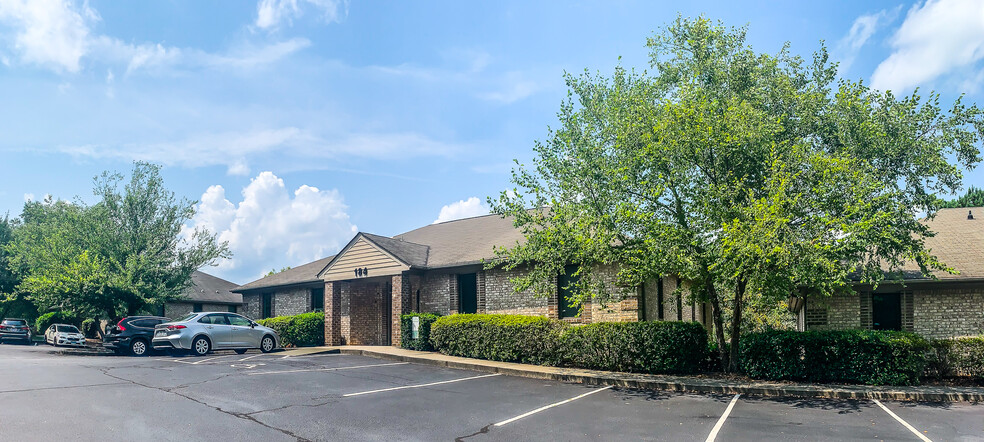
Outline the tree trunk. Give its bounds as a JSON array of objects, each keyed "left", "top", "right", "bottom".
[
  {"left": 707, "top": 283, "right": 729, "bottom": 371},
  {"left": 727, "top": 277, "right": 747, "bottom": 373}
]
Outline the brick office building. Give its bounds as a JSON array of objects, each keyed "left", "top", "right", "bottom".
[
  {"left": 791, "top": 207, "right": 984, "bottom": 339},
  {"left": 234, "top": 213, "right": 708, "bottom": 346},
  {"left": 163, "top": 271, "right": 244, "bottom": 318}
]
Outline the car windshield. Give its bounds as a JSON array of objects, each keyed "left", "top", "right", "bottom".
[
  {"left": 56, "top": 325, "right": 79, "bottom": 333},
  {"left": 2, "top": 319, "right": 26, "bottom": 326}
]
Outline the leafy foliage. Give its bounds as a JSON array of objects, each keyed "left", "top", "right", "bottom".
[
  {"left": 488, "top": 16, "right": 983, "bottom": 370},
  {"left": 81, "top": 318, "right": 100, "bottom": 338},
  {"left": 256, "top": 312, "right": 324, "bottom": 347},
  {"left": 400, "top": 313, "right": 441, "bottom": 351},
  {"left": 429, "top": 314, "right": 565, "bottom": 365},
  {"left": 940, "top": 186, "right": 984, "bottom": 208},
  {"left": 35, "top": 311, "right": 79, "bottom": 334},
  {"left": 557, "top": 321, "right": 707, "bottom": 374},
  {"left": 927, "top": 336, "right": 984, "bottom": 380},
  {"left": 6, "top": 162, "right": 229, "bottom": 320},
  {"left": 740, "top": 329, "right": 930, "bottom": 386}
]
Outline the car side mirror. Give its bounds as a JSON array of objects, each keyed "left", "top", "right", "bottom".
[{"left": 250, "top": 322, "right": 257, "bottom": 328}]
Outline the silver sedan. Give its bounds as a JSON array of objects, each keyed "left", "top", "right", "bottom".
[{"left": 152, "top": 312, "right": 279, "bottom": 356}]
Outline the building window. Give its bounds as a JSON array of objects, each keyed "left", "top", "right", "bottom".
[
  {"left": 261, "top": 293, "right": 273, "bottom": 319},
  {"left": 458, "top": 273, "right": 478, "bottom": 314},
  {"left": 872, "top": 293, "right": 902, "bottom": 331},
  {"left": 311, "top": 288, "right": 324, "bottom": 311},
  {"left": 192, "top": 303, "right": 203, "bottom": 312},
  {"left": 228, "top": 305, "right": 237, "bottom": 313},
  {"left": 558, "top": 265, "right": 581, "bottom": 318}
]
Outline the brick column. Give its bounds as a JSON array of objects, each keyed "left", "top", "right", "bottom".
[
  {"left": 324, "top": 281, "right": 342, "bottom": 346},
  {"left": 391, "top": 273, "right": 411, "bottom": 346}
]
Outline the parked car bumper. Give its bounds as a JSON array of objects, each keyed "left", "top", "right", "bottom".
[
  {"left": 102, "top": 336, "right": 130, "bottom": 351},
  {"left": 0, "top": 331, "right": 31, "bottom": 342},
  {"left": 56, "top": 336, "right": 86, "bottom": 347},
  {"left": 152, "top": 334, "right": 190, "bottom": 350}
]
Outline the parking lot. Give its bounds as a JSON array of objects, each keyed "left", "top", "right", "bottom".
[{"left": 0, "top": 343, "right": 981, "bottom": 441}]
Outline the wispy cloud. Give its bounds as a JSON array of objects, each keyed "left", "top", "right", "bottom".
[
  {"left": 871, "top": 0, "right": 984, "bottom": 93},
  {"left": 836, "top": 7, "right": 900, "bottom": 74},
  {"left": 255, "top": 0, "right": 348, "bottom": 30},
  {"left": 434, "top": 196, "right": 489, "bottom": 224}
]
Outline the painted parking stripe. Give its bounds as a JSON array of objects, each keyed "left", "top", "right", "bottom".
[
  {"left": 191, "top": 355, "right": 235, "bottom": 365},
  {"left": 494, "top": 386, "right": 613, "bottom": 427},
  {"left": 704, "top": 394, "right": 741, "bottom": 442},
  {"left": 237, "top": 353, "right": 266, "bottom": 361},
  {"left": 247, "top": 362, "right": 409, "bottom": 376},
  {"left": 343, "top": 373, "right": 501, "bottom": 397},
  {"left": 872, "top": 399, "right": 933, "bottom": 442}
]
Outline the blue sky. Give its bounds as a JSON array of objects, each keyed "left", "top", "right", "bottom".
[{"left": 1, "top": 0, "right": 982, "bottom": 284}]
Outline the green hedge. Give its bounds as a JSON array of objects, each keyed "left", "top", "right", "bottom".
[
  {"left": 430, "top": 314, "right": 707, "bottom": 374},
  {"left": 927, "top": 336, "right": 984, "bottom": 379},
  {"left": 430, "top": 314, "right": 565, "bottom": 365},
  {"left": 257, "top": 312, "right": 324, "bottom": 347},
  {"left": 741, "top": 329, "right": 930, "bottom": 386},
  {"left": 35, "top": 312, "right": 79, "bottom": 334},
  {"left": 557, "top": 321, "right": 708, "bottom": 374},
  {"left": 81, "top": 318, "right": 99, "bottom": 338},
  {"left": 400, "top": 313, "right": 441, "bottom": 351}
]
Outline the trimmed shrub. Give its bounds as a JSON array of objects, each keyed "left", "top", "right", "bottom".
[
  {"left": 257, "top": 312, "right": 324, "bottom": 347},
  {"left": 400, "top": 313, "right": 441, "bottom": 351},
  {"left": 35, "top": 312, "right": 79, "bottom": 334},
  {"left": 430, "top": 314, "right": 566, "bottom": 365},
  {"left": 741, "top": 329, "right": 930, "bottom": 386},
  {"left": 928, "top": 336, "right": 984, "bottom": 379},
  {"left": 557, "top": 321, "right": 707, "bottom": 374},
  {"left": 81, "top": 318, "right": 99, "bottom": 338}
]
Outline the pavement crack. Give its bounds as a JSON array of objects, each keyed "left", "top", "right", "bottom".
[
  {"left": 455, "top": 423, "right": 494, "bottom": 441},
  {"left": 0, "top": 382, "right": 128, "bottom": 395},
  {"left": 97, "top": 368, "right": 312, "bottom": 442}
]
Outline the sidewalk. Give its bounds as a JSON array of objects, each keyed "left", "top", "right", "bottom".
[{"left": 313, "top": 345, "right": 984, "bottom": 402}]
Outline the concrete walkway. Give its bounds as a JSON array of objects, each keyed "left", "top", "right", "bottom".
[{"left": 301, "top": 345, "right": 984, "bottom": 402}]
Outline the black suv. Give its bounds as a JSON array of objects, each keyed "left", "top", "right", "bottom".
[
  {"left": 103, "top": 316, "right": 170, "bottom": 356},
  {"left": 0, "top": 318, "right": 32, "bottom": 344}
]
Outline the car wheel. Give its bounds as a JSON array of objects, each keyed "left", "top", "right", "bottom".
[
  {"left": 260, "top": 335, "right": 275, "bottom": 353},
  {"left": 129, "top": 339, "right": 148, "bottom": 357},
  {"left": 192, "top": 336, "right": 210, "bottom": 356},
  {"left": 234, "top": 349, "right": 248, "bottom": 355}
]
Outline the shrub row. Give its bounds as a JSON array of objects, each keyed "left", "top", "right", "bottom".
[
  {"left": 400, "top": 313, "right": 442, "bottom": 351},
  {"left": 926, "top": 336, "right": 984, "bottom": 380},
  {"left": 740, "top": 329, "right": 930, "bottom": 386},
  {"left": 430, "top": 314, "right": 565, "bottom": 365},
  {"left": 429, "top": 314, "right": 708, "bottom": 374},
  {"left": 256, "top": 312, "right": 324, "bottom": 347}
]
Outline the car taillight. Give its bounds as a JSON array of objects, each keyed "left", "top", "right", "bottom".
[
  {"left": 117, "top": 319, "right": 126, "bottom": 332},
  {"left": 166, "top": 325, "right": 186, "bottom": 330}
]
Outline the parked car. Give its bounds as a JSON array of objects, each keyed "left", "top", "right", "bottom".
[
  {"left": 103, "top": 316, "right": 170, "bottom": 356},
  {"left": 0, "top": 318, "right": 32, "bottom": 344},
  {"left": 152, "top": 312, "right": 280, "bottom": 356},
  {"left": 45, "top": 324, "right": 86, "bottom": 347}
]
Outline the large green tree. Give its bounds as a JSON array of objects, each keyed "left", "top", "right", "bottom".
[
  {"left": 489, "top": 17, "right": 983, "bottom": 371},
  {"left": 7, "top": 162, "right": 230, "bottom": 320}
]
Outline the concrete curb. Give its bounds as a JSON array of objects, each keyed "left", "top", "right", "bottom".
[{"left": 335, "top": 347, "right": 984, "bottom": 402}]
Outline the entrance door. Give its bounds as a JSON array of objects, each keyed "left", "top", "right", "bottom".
[
  {"left": 458, "top": 273, "right": 478, "bottom": 314},
  {"left": 872, "top": 293, "right": 902, "bottom": 331},
  {"left": 558, "top": 265, "right": 581, "bottom": 318}
]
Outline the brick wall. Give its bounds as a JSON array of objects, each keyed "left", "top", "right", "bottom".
[
  {"left": 484, "top": 266, "right": 550, "bottom": 316},
  {"left": 271, "top": 287, "right": 311, "bottom": 317},
  {"left": 242, "top": 294, "right": 261, "bottom": 319},
  {"left": 913, "top": 287, "right": 984, "bottom": 338},
  {"left": 804, "top": 294, "right": 862, "bottom": 331},
  {"left": 347, "top": 280, "right": 388, "bottom": 345},
  {"left": 325, "top": 282, "right": 342, "bottom": 345},
  {"left": 418, "top": 272, "right": 452, "bottom": 314}
]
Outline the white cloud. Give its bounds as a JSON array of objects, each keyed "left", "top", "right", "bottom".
[
  {"left": 434, "top": 197, "right": 489, "bottom": 224},
  {"left": 871, "top": 0, "right": 984, "bottom": 93},
  {"left": 186, "top": 172, "right": 357, "bottom": 282},
  {"left": 0, "top": 0, "right": 95, "bottom": 72},
  {"left": 57, "top": 128, "right": 461, "bottom": 174},
  {"left": 836, "top": 8, "right": 899, "bottom": 74},
  {"left": 478, "top": 72, "right": 539, "bottom": 104},
  {"left": 255, "top": 0, "right": 348, "bottom": 30},
  {"left": 22, "top": 193, "right": 33, "bottom": 202}
]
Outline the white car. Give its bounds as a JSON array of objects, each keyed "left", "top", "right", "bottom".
[{"left": 45, "top": 324, "right": 86, "bottom": 347}]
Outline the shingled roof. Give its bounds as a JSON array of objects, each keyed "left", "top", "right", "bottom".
[
  {"left": 899, "top": 207, "right": 984, "bottom": 280},
  {"left": 233, "top": 255, "right": 335, "bottom": 292},
  {"left": 180, "top": 271, "right": 243, "bottom": 304},
  {"left": 391, "top": 213, "right": 526, "bottom": 268}
]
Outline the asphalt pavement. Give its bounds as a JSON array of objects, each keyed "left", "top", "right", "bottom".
[{"left": 0, "top": 342, "right": 980, "bottom": 441}]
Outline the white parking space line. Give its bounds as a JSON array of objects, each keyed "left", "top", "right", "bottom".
[
  {"left": 872, "top": 399, "right": 933, "bottom": 442},
  {"left": 246, "top": 362, "right": 409, "bottom": 376},
  {"left": 704, "top": 394, "right": 741, "bottom": 442},
  {"left": 494, "top": 386, "right": 613, "bottom": 427},
  {"left": 343, "top": 373, "right": 501, "bottom": 397},
  {"left": 191, "top": 355, "right": 235, "bottom": 365},
  {"left": 238, "top": 354, "right": 267, "bottom": 361}
]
